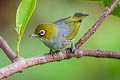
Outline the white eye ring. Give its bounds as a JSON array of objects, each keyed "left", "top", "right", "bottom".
[{"left": 39, "top": 30, "right": 46, "bottom": 36}]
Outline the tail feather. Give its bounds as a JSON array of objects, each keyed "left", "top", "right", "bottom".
[
  {"left": 64, "top": 13, "right": 88, "bottom": 22},
  {"left": 73, "top": 13, "right": 88, "bottom": 18},
  {"left": 73, "top": 13, "right": 88, "bottom": 22}
]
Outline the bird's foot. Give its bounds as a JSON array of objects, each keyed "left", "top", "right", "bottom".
[
  {"left": 71, "top": 41, "right": 76, "bottom": 53},
  {"left": 49, "top": 49, "right": 54, "bottom": 56},
  {"left": 72, "top": 46, "right": 76, "bottom": 53}
]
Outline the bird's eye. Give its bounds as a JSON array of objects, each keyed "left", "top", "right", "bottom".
[{"left": 39, "top": 30, "right": 46, "bottom": 36}]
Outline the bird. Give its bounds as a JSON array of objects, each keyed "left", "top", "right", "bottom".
[{"left": 30, "top": 13, "right": 88, "bottom": 54}]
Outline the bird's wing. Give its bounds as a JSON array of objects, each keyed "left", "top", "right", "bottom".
[{"left": 53, "top": 13, "right": 88, "bottom": 40}]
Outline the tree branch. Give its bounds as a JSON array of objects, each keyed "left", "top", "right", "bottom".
[
  {"left": 0, "top": 48, "right": 120, "bottom": 79},
  {"left": 75, "top": 0, "right": 120, "bottom": 48},
  {"left": 0, "top": 36, "right": 17, "bottom": 62},
  {"left": 0, "top": 0, "right": 119, "bottom": 79}
]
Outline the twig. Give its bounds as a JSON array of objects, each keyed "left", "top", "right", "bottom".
[
  {"left": 75, "top": 0, "right": 120, "bottom": 48},
  {"left": 0, "top": 48, "right": 120, "bottom": 79},
  {"left": 0, "top": 36, "right": 17, "bottom": 62}
]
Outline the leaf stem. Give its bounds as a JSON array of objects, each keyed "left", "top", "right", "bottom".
[{"left": 17, "top": 37, "right": 21, "bottom": 57}]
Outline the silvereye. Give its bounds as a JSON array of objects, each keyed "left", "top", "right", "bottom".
[{"left": 30, "top": 13, "right": 88, "bottom": 53}]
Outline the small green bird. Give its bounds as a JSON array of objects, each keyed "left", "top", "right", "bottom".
[{"left": 30, "top": 13, "right": 88, "bottom": 53}]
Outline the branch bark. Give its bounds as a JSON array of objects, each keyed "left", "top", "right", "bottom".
[
  {"left": 0, "top": 0, "right": 119, "bottom": 79},
  {"left": 0, "top": 48, "right": 120, "bottom": 79},
  {"left": 0, "top": 36, "right": 17, "bottom": 62}
]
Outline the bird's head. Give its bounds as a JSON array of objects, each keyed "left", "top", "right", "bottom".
[{"left": 30, "top": 24, "right": 57, "bottom": 40}]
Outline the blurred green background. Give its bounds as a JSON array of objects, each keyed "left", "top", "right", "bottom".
[{"left": 0, "top": 0, "right": 120, "bottom": 80}]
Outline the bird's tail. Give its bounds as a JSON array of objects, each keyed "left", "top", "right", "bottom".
[
  {"left": 64, "top": 13, "right": 88, "bottom": 22},
  {"left": 73, "top": 13, "right": 88, "bottom": 22}
]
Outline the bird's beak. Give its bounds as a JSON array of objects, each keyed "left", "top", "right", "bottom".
[{"left": 29, "top": 33, "right": 38, "bottom": 37}]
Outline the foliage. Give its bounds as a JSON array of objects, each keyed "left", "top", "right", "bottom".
[{"left": 102, "top": 0, "right": 120, "bottom": 17}]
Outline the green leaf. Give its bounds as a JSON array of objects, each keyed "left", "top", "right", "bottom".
[
  {"left": 102, "top": 0, "right": 120, "bottom": 17},
  {"left": 16, "top": 0, "right": 37, "bottom": 57},
  {"left": 16, "top": 0, "right": 37, "bottom": 37}
]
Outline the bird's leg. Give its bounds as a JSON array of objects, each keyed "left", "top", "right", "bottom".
[
  {"left": 49, "top": 49, "right": 55, "bottom": 59},
  {"left": 71, "top": 40, "right": 76, "bottom": 53},
  {"left": 49, "top": 49, "right": 54, "bottom": 54},
  {"left": 65, "top": 39, "right": 76, "bottom": 53}
]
